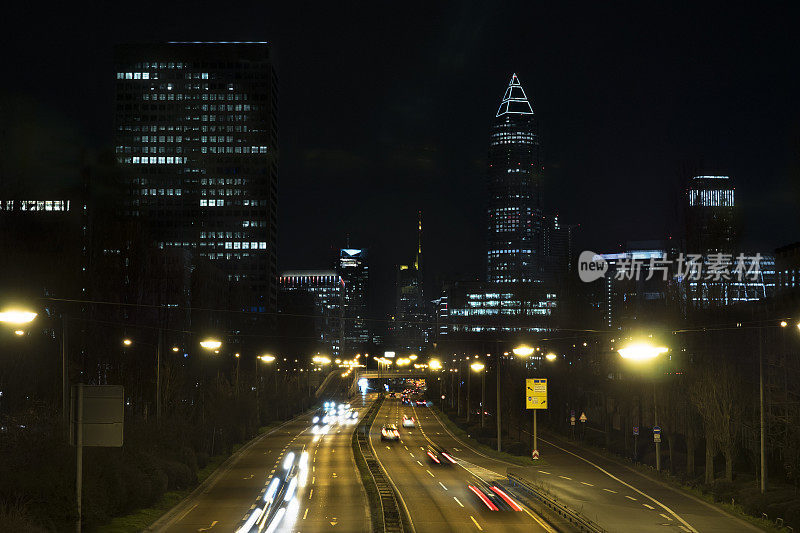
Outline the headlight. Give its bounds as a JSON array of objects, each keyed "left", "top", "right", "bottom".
[{"left": 312, "top": 416, "right": 319, "bottom": 424}]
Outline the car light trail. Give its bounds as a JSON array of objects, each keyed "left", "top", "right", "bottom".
[
  {"left": 490, "top": 486, "right": 522, "bottom": 511},
  {"left": 468, "top": 485, "right": 498, "bottom": 511}
]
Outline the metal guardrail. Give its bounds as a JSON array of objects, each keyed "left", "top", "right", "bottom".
[
  {"left": 355, "top": 397, "right": 405, "bottom": 533},
  {"left": 507, "top": 473, "right": 607, "bottom": 533}
]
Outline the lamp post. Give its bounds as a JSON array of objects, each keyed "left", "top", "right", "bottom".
[
  {"left": 618, "top": 341, "right": 668, "bottom": 472},
  {"left": 257, "top": 354, "right": 276, "bottom": 423},
  {"left": 491, "top": 344, "right": 535, "bottom": 452},
  {"left": 470, "top": 361, "right": 484, "bottom": 426},
  {"left": 121, "top": 331, "right": 165, "bottom": 422}
]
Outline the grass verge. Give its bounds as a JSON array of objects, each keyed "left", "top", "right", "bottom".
[
  {"left": 97, "top": 421, "right": 282, "bottom": 533},
  {"left": 352, "top": 398, "right": 385, "bottom": 533}
]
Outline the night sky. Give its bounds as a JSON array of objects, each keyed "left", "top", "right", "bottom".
[{"left": 4, "top": 2, "right": 800, "bottom": 316}]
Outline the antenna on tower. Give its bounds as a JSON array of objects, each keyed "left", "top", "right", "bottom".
[{"left": 415, "top": 211, "right": 422, "bottom": 272}]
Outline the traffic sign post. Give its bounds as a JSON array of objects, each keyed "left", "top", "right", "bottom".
[
  {"left": 532, "top": 449, "right": 539, "bottom": 460},
  {"left": 526, "top": 379, "right": 547, "bottom": 458},
  {"left": 653, "top": 425, "right": 661, "bottom": 443},
  {"left": 633, "top": 425, "right": 639, "bottom": 460}
]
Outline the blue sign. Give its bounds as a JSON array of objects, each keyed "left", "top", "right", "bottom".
[
  {"left": 653, "top": 426, "right": 661, "bottom": 434},
  {"left": 633, "top": 426, "right": 639, "bottom": 436}
]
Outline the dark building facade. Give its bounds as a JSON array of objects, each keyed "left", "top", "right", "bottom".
[
  {"left": 278, "top": 271, "right": 344, "bottom": 356},
  {"left": 487, "top": 73, "right": 542, "bottom": 283},
  {"left": 337, "top": 248, "right": 369, "bottom": 354},
  {"left": 114, "top": 42, "right": 278, "bottom": 313}
]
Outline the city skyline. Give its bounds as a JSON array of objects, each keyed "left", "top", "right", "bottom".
[{"left": 4, "top": 3, "right": 800, "bottom": 319}]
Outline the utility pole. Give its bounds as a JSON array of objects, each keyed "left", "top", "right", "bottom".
[
  {"left": 62, "top": 313, "right": 69, "bottom": 430},
  {"left": 496, "top": 339, "right": 502, "bottom": 452},
  {"left": 156, "top": 328, "right": 163, "bottom": 422},
  {"left": 759, "top": 326, "right": 766, "bottom": 493}
]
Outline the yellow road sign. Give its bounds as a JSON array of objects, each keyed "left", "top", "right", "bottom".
[{"left": 526, "top": 378, "right": 548, "bottom": 409}]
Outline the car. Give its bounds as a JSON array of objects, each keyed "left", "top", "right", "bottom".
[
  {"left": 416, "top": 400, "right": 427, "bottom": 407},
  {"left": 426, "top": 444, "right": 457, "bottom": 465},
  {"left": 467, "top": 479, "right": 523, "bottom": 512},
  {"left": 401, "top": 397, "right": 411, "bottom": 406},
  {"left": 236, "top": 449, "right": 308, "bottom": 533},
  {"left": 389, "top": 392, "right": 396, "bottom": 398},
  {"left": 311, "top": 409, "right": 326, "bottom": 425},
  {"left": 381, "top": 424, "right": 400, "bottom": 441},
  {"left": 402, "top": 415, "right": 415, "bottom": 428}
]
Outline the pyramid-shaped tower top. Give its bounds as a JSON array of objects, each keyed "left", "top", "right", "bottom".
[{"left": 496, "top": 73, "right": 534, "bottom": 117}]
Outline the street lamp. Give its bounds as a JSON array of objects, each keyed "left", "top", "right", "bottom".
[
  {"left": 200, "top": 338, "right": 222, "bottom": 351},
  {"left": 492, "top": 344, "right": 535, "bottom": 451},
  {"left": 0, "top": 309, "right": 38, "bottom": 325},
  {"left": 618, "top": 340, "right": 667, "bottom": 471},
  {"left": 122, "top": 338, "right": 133, "bottom": 346},
  {"left": 512, "top": 345, "right": 535, "bottom": 357},
  {"left": 429, "top": 359, "right": 442, "bottom": 370},
  {"left": 470, "top": 362, "right": 485, "bottom": 426},
  {"left": 545, "top": 352, "right": 557, "bottom": 362},
  {"left": 13, "top": 329, "right": 25, "bottom": 336}
]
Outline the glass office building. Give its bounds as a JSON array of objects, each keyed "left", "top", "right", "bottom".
[
  {"left": 487, "top": 73, "right": 542, "bottom": 283},
  {"left": 114, "top": 42, "right": 278, "bottom": 312}
]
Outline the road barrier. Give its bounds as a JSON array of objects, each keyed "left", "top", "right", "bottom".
[
  {"left": 353, "top": 396, "right": 407, "bottom": 533},
  {"left": 507, "top": 472, "right": 606, "bottom": 533}
]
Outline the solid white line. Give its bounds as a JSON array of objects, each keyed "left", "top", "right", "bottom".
[
  {"left": 454, "top": 496, "right": 464, "bottom": 507},
  {"left": 539, "top": 436, "right": 698, "bottom": 533}
]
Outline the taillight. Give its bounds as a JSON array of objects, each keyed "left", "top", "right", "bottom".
[
  {"left": 442, "top": 453, "right": 456, "bottom": 463},
  {"left": 468, "top": 485, "right": 498, "bottom": 511},
  {"left": 490, "top": 486, "right": 522, "bottom": 511},
  {"left": 427, "top": 451, "right": 440, "bottom": 463}
]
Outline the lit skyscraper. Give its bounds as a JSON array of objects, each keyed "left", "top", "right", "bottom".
[
  {"left": 686, "top": 175, "right": 736, "bottom": 254},
  {"left": 487, "top": 73, "right": 542, "bottom": 283},
  {"left": 338, "top": 247, "right": 369, "bottom": 353},
  {"left": 114, "top": 42, "right": 278, "bottom": 312}
]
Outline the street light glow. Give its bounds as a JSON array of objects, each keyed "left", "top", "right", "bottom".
[
  {"left": 313, "top": 355, "right": 331, "bottom": 365},
  {"left": 512, "top": 344, "right": 535, "bottom": 357},
  {"left": 618, "top": 342, "right": 668, "bottom": 361},
  {"left": 259, "top": 354, "right": 276, "bottom": 363},
  {"left": 429, "top": 359, "right": 442, "bottom": 370},
  {"left": 470, "top": 362, "right": 485, "bottom": 372},
  {"left": 122, "top": 338, "right": 132, "bottom": 346},
  {"left": 14, "top": 329, "right": 25, "bottom": 336},
  {"left": 545, "top": 353, "right": 557, "bottom": 362},
  {"left": 409, "top": 354, "right": 418, "bottom": 361},
  {"left": 172, "top": 346, "right": 180, "bottom": 352},
  {"left": 200, "top": 339, "right": 222, "bottom": 350},
  {"left": 0, "top": 309, "right": 38, "bottom": 325}
]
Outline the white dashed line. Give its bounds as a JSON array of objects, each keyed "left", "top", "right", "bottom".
[
  {"left": 625, "top": 495, "right": 637, "bottom": 501},
  {"left": 643, "top": 503, "right": 655, "bottom": 510},
  {"left": 558, "top": 475, "right": 572, "bottom": 480},
  {"left": 439, "top": 482, "right": 448, "bottom": 490},
  {"left": 580, "top": 481, "right": 594, "bottom": 486},
  {"left": 603, "top": 488, "right": 617, "bottom": 493},
  {"left": 470, "top": 515, "right": 483, "bottom": 531},
  {"left": 454, "top": 496, "right": 464, "bottom": 507}
]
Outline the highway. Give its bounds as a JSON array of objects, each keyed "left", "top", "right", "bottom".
[
  {"left": 154, "top": 392, "right": 371, "bottom": 533},
  {"left": 369, "top": 396, "right": 554, "bottom": 533}
]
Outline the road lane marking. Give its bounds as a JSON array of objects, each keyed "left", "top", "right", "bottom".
[
  {"left": 426, "top": 469, "right": 435, "bottom": 477},
  {"left": 416, "top": 460, "right": 423, "bottom": 466},
  {"left": 580, "top": 481, "right": 594, "bottom": 486},
  {"left": 643, "top": 503, "right": 655, "bottom": 510},
  {"left": 539, "top": 436, "right": 699, "bottom": 532},
  {"left": 454, "top": 497, "right": 464, "bottom": 507},
  {"left": 303, "top": 508, "right": 309, "bottom": 520},
  {"left": 197, "top": 520, "right": 217, "bottom": 531},
  {"left": 603, "top": 488, "right": 617, "bottom": 493},
  {"left": 176, "top": 503, "right": 197, "bottom": 522},
  {"left": 439, "top": 482, "right": 448, "bottom": 490},
  {"left": 409, "top": 452, "right": 415, "bottom": 458},
  {"left": 625, "top": 495, "right": 637, "bottom": 501},
  {"left": 470, "top": 515, "right": 483, "bottom": 530},
  {"left": 308, "top": 489, "right": 313, "bottom": 499},
  {"left": 660, "top": 513, "right": 673, "bottom": 520},
  {"left": 538, "top": 470, "right": 551, "bottom": 475},
  {"left": 558, "top": 475, "right": 572, "bottom": 480},
  {"left": 312, "top": 476, "right": 315, "bottom": 484}
]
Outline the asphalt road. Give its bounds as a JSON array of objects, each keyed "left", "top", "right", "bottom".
[
  {"left": 369, "top": 397, "right": 554, "bottom": 533},
  {"left": 156, "top": 393, "right": 371, "bottom": 533},
  {"left": 418, "top": 404, "right": 759, "bottom": 533}
]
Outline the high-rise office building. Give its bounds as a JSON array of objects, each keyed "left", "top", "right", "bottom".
[
  {"left": 394, "top": 212, "right": 429, "bottom": 352},
  {"left": 337, "top": 247, "right": 369, "bottom": 353},
  {"left": 686, "top": 175, "right": 737, "bottom": 254},
  {"left": 114, "top": 42, "right": 278, "bottom": 312},
  {"left": 278, "top": 271, "right": 344, "bottom": 356},
  {"left": 487, "top": 73, "right": 542, "bottom": 283}
]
